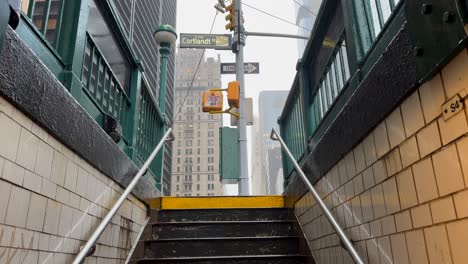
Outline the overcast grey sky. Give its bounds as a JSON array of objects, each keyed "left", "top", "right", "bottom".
[
  {"left": 176, "top": 0, "right": 307, "bottom": 193},
  {"left": 176, "top": 0, "right": 303, "bottom": 105}
]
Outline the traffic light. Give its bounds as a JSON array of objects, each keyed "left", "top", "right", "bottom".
[
  {"left": 227, "top": 81, "right": 239, "bottom": 108},
  {"left": 225, "top": 1, "right": 236, "bottom": 31}
]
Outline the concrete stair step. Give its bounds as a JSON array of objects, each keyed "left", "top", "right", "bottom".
[
  {"left": 144, "top": 236, "right": 301, "bottom": 258},
  {"left": 152, "top": 220, "right": 297, "bottom": 239},
  {"left": 158, "top": 208, "right": 292, "bottom": 222}
]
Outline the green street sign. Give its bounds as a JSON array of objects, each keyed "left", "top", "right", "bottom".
[{"left": 180, "top": 33, "right": 232, "bottom": 50}]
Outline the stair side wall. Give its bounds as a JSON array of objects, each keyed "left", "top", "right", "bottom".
[
  {"left": 0, "top": 93, "right": 148, "bottom": 263},
  {"left": 294, "top": 48, "right": 468, "bottom": 264},
  {"left": 0, "top": 28, "right": 149, "bottom": 263}
]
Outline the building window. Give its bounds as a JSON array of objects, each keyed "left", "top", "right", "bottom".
[
  {"left": 176, "top": 185, "right": 179, "bottom": 191},
  {"left": 197, "top": 184, "right": 200, "bottom": 191},
  {"left": 197, "top": 148, "right": 200, "bottom": 155},
  {"left": 177, "top": 176, "right": 180, "bottom": 182},
  {"left": 208, "top": 140, "right": 214, "bottom": 146},
  {"left": 197, "top": 175, "right": 200, "bottom": 181},
  {"left": 353, "top": 0, "right": 402, "bottom": 58}
]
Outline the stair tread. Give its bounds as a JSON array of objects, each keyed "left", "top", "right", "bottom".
[
  {"left": 153, "top": 220, "right": 296, "bottom": 225},
  {"left": 147, "top": 236, "right": 301, "bottom": 242},
  {"left": 139, "top": 254, "right": 308, "bottom": 260}
]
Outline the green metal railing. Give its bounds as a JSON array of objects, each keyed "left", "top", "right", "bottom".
[
  {"left": 353, "top": 0, "right": 402, "bottom": 57},
  {"left": 309, "top": 37, "right": 350, "bottom": 134},
  {"left": 81, "top": 33, "right": 131, "bottom": 140},
  {"left": 135, "top": 80, "right": 165, "bottom": 185},
  {"left": 279, "top": 84, "right": 307, "bottom": 177},
  {"left": 22, "top": 0, "right": 65, "bottom": 49}
]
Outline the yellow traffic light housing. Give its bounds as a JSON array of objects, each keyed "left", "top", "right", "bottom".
[
  {"left": 225, "top": 1, "right": 236, "bottom": 31},
  {"left": 227, "top": 81, "right": 240, "bottom": 108},
  {"left": 202, "top": 91, "right": 224, "bottom": 112}
]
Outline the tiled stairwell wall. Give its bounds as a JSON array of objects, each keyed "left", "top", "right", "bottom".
[
  {"left": 295, "top": 49, "right": 468, "bottom": 264},
  {"left": 0, "top": 96, "right": 147, "bottom": 263}
]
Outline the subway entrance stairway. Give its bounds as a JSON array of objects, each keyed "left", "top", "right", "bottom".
[{"left": 130, "top": 196, "right": 315, "bottom": 264}]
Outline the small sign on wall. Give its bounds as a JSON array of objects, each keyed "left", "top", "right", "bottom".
[{"left": 442, "top": 94, "right": 464, "bottom": 121}]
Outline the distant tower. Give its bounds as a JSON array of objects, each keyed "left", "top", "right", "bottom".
[
  {"left": 171, "top": 49, "right": 223, "bottom": 197},
  {"left": 295, "top": 0, "right": 322, "bottom": 56},
  {"left": 255, "top": 91, "right": 289, "bottom": 195}
]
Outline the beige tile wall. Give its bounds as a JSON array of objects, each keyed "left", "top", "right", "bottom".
[
  {"left": 295, "top": 49, "right": 468, "bottom": 264},
  {"left": 0, "top": 96, "right": 147, "bottom": 263}
]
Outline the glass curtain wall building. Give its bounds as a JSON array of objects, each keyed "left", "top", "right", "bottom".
[{"left": 295, "top": 0, "right": 322, "bottom": 56}]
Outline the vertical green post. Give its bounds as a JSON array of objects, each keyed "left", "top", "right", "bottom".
[
  {"left": 154, "top": 24, "right": 177, "bottom": 194},
  {"left": 158, "top": 44, "right": 170, "bottom": 116},
  {"left": 60, "top": 0, "right": 90, "bottom": 102},
  {"left": 126, "top": 60, "right": 143, "bottom": 159}
]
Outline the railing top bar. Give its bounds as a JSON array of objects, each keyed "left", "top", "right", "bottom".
[
  {"left": 271, "top": 128, "right": 364, "bottom": 264},
  {"left": 73, "top": 128, "right": 173, "bottom": 264}
]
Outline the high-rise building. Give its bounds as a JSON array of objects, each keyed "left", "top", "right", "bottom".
[
  {"left": 295, "top": 0, "right": 322, "bottom": 56},
  {"left": 171, "top": 49, "right": 223, "bottom": 196},
  {"left": 257, "top": 90, "right": 289, "bottom": 195},
  {"left": 111, "top": 0, "right": 177, "bottom": 194}
]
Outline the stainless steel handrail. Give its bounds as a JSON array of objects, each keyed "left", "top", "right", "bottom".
[
  {"left": 124, "top": 216, "right": 150, "bottom": 264},
  {"left": 270, "top": 128, "right": 364, "bottom": 264},
  {"left": 73, "top": 128, "right": 174, "bottom": 264}
]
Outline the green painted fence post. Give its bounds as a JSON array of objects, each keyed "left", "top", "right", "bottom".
[
  {"left": 61, "top": 0, "right": 90, "bottom": 103},
  {"left": 126, "top": 61, "right": 143, "bottom": 159}
]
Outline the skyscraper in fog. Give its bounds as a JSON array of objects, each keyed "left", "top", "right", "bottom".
[
  {"left": 256, "top": 90, "right": 289, "bottom": 194},
  {"left": 295, "top": 0, "right": 322, "bottom": 56},
  {"left": 171, "top": 49, "right": 223, "bottom": 196}
]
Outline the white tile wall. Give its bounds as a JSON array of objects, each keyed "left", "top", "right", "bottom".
[{"left": 0, "top": 97, "right": 149, "bottom": 263}]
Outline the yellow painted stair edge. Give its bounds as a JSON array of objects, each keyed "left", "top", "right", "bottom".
[{"left": 146, "top": 196, "right": 285, "bottom": 210}]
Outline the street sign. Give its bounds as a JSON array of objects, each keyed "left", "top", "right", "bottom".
[
  {"left": 220, "top": 62, "right": 260, "bottom": 74},
  {"left": 230, "top": 98, "right": 253, "bottom": 126},
  {"left": 180, "top": 33, "right": 232, "bottom": 50}
]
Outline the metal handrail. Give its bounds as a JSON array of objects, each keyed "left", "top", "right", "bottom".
[
  {"left": 270, "top": 128, "right": 364, "bottom": 264},
  {"left": 73, "top": 128, "right": 174, "bottom": 264}
]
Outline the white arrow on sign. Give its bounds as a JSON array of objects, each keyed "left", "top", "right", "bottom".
[{"left": 244, "top": 63, "right": 257, "bottom": 74}]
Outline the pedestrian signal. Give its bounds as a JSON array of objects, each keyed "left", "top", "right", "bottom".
[{"left": 202, "top": 91, "right": 224, "bottom": 112}]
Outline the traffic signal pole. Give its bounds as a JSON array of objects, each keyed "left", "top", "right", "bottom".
[{"left": 234, "top": 0, "right": 249, "bottom": 195}]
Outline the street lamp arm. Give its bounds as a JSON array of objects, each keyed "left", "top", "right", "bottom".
[{"left": 244, "top": 31, "right": 309, "bottom": 40}]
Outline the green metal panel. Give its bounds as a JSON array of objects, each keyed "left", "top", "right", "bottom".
[
  {"left": 219, "top": 127, "right": 239, "bottom": 182},
  {"left": 0, "top": 0, "right": 9, "bottom": 54}
]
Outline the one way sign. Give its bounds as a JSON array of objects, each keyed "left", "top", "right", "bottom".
[{"left": 220, "top": 62, "right": 260, "bottom": 74}]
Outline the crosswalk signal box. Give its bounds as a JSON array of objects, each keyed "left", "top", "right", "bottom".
[{"left": 202, "top": 91, "right": 224, "bottom": 112}]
